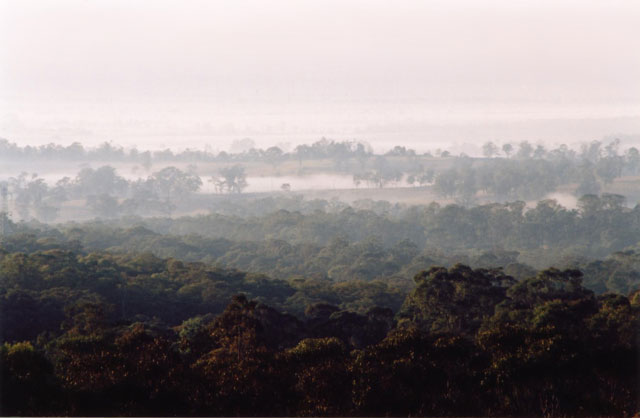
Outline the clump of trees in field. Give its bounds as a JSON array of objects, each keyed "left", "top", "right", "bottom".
[
  {"left": 1, "top": 164, "right": 206, "bottom": 220},
  {"left": 431, "top": 139, "right": 640, "bottom": 203}
]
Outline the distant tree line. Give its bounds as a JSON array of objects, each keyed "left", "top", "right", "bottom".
[{"left": 0, "top": 137, "right": 373, "bottom": 164}]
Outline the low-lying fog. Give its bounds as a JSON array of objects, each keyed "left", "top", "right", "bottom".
[{"left": 3, "top": 98, "right": 640, "bottom": 155}]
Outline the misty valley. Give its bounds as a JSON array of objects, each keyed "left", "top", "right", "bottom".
[
  {"left": 0, "top": 137, "right": 638, "bottom": 416},
  {"left": 3, "top": 0, "right": 640, "bottom": 415}
]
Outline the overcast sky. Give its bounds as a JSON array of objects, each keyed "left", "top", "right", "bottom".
[{"left": 1, "top": 0, "right": 639, "bottom": 151}]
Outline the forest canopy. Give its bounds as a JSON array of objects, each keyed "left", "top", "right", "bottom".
[{"left": 1, "top": 237, "right": 637, "bottom": 416}]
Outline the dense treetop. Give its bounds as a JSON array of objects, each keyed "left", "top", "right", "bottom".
[{"left": 1, "top": 240, "right": 637, "bottom": 416}]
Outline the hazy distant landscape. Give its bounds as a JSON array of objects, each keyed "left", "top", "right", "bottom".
[
  {"left": 1, "top": 1, "right": 639, "bottom": 417},
  {"left": 3, "top": 97, "right": 640, "bottom": 153}
]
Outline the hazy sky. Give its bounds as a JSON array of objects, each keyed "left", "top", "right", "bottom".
[{"left": 1, "top": 0, "right": 639, "bottom": 151}]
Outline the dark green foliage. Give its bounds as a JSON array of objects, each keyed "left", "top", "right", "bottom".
[
  {"left": 399, "top": 264, "right": 514, "bottom": 335},
  {"left": 352, "top": 330, "right": 483, "bottom": 416},
  {"left": 0, "top": 342, "right": 64, "bottom": 416},
  {"left": 1, "top": 235, "right": 638, "bottom": 416}
]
